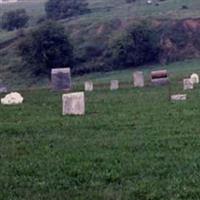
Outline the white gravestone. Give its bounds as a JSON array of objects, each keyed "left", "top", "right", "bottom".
[
  {"left": 1, "top": 92, "right": 23, "bottom": 105},
  {"left": 183, "top": 79, "right": 193, "bottom": 90},
  {"left": 133, "top": 71, "right": 144, "bottom": 87},
  {"left": 171, "top": 94, "right": 187, "bottom": 101},
  {"left": 84, "top": 81, "right": 93, "bottom": 92},
  {"left": 110, "top": 80, "right": 119, "bottom": 90},
  {"left": 190, "top": 73, "right": 199, "bottom": 84},
  {"left": 51, "top": 68, "right": 71, "bottom": 91},
  {"left": 62, "top": 92, "right": 85, "bottom": 115}
]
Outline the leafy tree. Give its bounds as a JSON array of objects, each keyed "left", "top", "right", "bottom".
[
  {"left": 45, "top": 0, "right": 90, "bottom": 20},
  {"left": 1, "top": 9, "right": 29, "bottom": 31},
  {"left": 106, "top": 24, "right": 160, "bottom": 69},
  {"left": 18, "top": 21, "right": 73, "bottom": 75}
]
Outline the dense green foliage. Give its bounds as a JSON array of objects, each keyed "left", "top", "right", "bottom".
[
  {"left": 45, "top": 0, "right": 90, "bottom": 20},
  {"left": 18, "top": 21, "right": 73, "bottom": 75},
  {"left": 1, "top": 62, "right": 200, "bottom": 199},
  {"left": 1, "top": 9, "right": 29, "bottom": 31},
  {"left": 106, "top": 24, "right": 160, "bottom": 69}
]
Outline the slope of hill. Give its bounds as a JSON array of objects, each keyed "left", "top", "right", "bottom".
[{"left": 0, "top": 0, "right": 200, "bottom": 88}]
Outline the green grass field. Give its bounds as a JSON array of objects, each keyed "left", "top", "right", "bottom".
[{"left": 1, "top": 59, "right": 200, "bottom": 199}]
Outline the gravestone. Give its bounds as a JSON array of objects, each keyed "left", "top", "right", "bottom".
[
  {"left": 171, "top": 94, "right": 187, "bottom": 101},
  {"left": 183, "top": 79, "right": 193, "bottom": 90},
  {"left": 0, "top": 84, "right": 7, "bottom": 93},
  {"left": 1, "top": 92, "right": 23, "bottom": 105},
  {"left": 51, "top": 68, "right": 71, "bottom": 91},
  {"left": 62, "top": 92, "right": 85, "bottom": 115},
  {"left": 133, "top": 71, "right": 144, "bottom": 87},
  {"left": 84, "top": 81, "right": 93, "bottom": 92},
  {"left": 110, "top": 80, "right": 119, "bottom": 90},
  {"left": 151, "top": 70, "right": 169, "bottom": 85},
  {"left": 190, "top": 73, "right": 199, "bottom": 84}
]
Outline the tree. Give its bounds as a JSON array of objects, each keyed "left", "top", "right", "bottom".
[
  {"left": 18, "top": 21, "right": 73, "bottom": 75},
  {"left": 1, "top": 9, "right": 29, "bottom": 31},
  {"left": 45, "top": 0, "right": 90, "bottom": 20},
  {"left": 106, "top": 24, "right": 160, "bottom": 69}
]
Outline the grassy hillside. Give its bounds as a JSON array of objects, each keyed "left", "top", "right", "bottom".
[
  {"left": 0, "top": 0, "right": 46, "bottom": 25},
  {"left": 0, "top": 0, "right": 200, "bottom": 40},
  {"left": 1, "top": 0, "right": 200, "bottom": 42},
  {"left": 1, "top": 61, "right": 200, "bottom": 199},
  {"left": 0, "top": 0, "right": 200, "bottom": 89},
  {"left": 0, "top": 0, "right": 200, "bottom": 24}
]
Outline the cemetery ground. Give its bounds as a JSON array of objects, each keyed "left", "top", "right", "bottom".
[{"left": 1, "top": 60, "right": 200, "bottom": 199}]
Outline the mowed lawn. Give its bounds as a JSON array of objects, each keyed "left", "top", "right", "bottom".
[{"left": 1, "top": 62, "right": 200, "bottom": 199}]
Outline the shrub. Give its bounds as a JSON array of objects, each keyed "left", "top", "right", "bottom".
[
  {"left": 106, "top": 23, "right": 160, "bottom": 69},
  {"left": 45, "top": 0, "right": 90, "bottom": 20},
  {"left": 1, "top": 9, "right": 29, "bottom": 31},
  {"left": 18, "top": 21, "right": 73, "bottom": 75}
]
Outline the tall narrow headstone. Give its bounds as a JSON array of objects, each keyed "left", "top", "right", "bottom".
[
  {"left": 62, "top": 92, "right": 85, "bottom": 115},
  {"left": 110, "top": 80, "right": 119, "bottom": 90},
  {"left": 183, "top": 79, "right": 193, "bottom": 90},
  {"left": 133, "top": 71, "right": 144, "bottom": 87},
  {"left": 84, "top": 81, "right": 93, "bottom": 92},
  {"left": 51, "top": 68, "right": 71, "bottom": 91}
]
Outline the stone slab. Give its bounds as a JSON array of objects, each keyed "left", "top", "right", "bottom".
[
  {"left": 110, "top": 80, "right": 119, "bottom": 90},
  {"left": 151, "top": 70, "right": 168, "bottom": 79},
  {"left": 133, "top": 71, "right": 144, "bottom": 87},
  {"left": 84, "top": 81, "right": 93, "bottom": 92},
  {"left": 152, "top": 77, "right": 169, "bottom": 85},
  {"left": 183, "top": 78, "right": 193, "bottom": 90},
  {"left": 62, "top": 92, "right": 85, "bottom": 115},
  {"left": 0, "top": 84, "right": 7, "bottom": 93},
  {"left": 1, "top": 92, "right": 23, "bottom": 105},
  {"left": 51, "top": 68, "right": 71, "bottom": 91},
  {"left": 171, "top": 94, "right": 187, "bottom": 101}
]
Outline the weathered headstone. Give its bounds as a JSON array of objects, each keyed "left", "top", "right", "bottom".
[
  {"left": 84, "top": 81, "right": 93, "bottom": 92},
  {"left": 110, "top": 80, "right": 119, "bottom": 90},
  {"left": 133, "top": 71, "right": 144, "bottom": 87},
  {"left": 0, "top": 84, "right": 7, "bottom": 93},
  {"left": 151, "top": 70, "right": 169, "bottom": 85},
  {"left": 51, "top": 68, "right": 71, "bottom": 91},
  {"left": 190, "top": 73, "right": 199, "bottom": 84},
  {"left": 1, "top": 92, "right": 23, "bottom": 105},
  {"left": 62, "top": 92, "right": 85, "bottom": 115},
  {"left": 171, "top": 94, "right": 187, "bottom": 101},
  {"left": 183, "top": 78, "right": 193, "bottom": 90}
]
